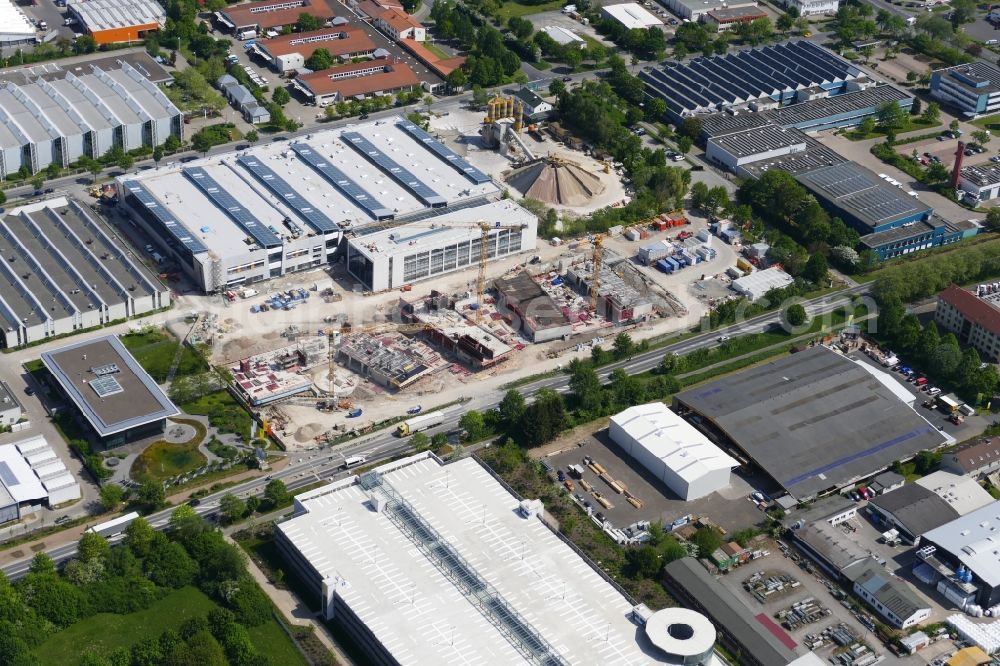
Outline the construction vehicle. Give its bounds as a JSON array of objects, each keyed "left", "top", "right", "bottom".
[
  {"left": 397, "top": 410, "right": 445, "bottom": 437},
  {"left": 348, "top": 408, "right": 363, "bottom": 418}
]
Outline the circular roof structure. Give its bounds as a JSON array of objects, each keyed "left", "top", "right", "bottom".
[{"left": 644, "top": 607, "right": 716, "bottom": 663}]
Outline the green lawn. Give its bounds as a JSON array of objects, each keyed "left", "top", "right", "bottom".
[
  {"left": 180, "top": 390, "right": 253, "bottom": 441},
  {"left": 971, "top": 114, "right": 1000, "bottom": 135},
  {"left": 34, "top": 586, "right": 307, "bottom": 666},
  {"left": 130, "top": 418, "right": 208, "bottom": 483},
  {"left": 422, "top": 41, "right": 449, "bottom": 59},
  {"left": 844, "top": 118, "right": 940, "bottom": 141},
  {"left": 495, "top": 0, "right": 565, "bottom": 20},
  {"left": 34, "top": 587, "right": 217, "bottom": 664},
  {"left": 119, "top": 329, "right": 208, "bottom": 382}
]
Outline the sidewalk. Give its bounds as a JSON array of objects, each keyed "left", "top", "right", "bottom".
[{"left": 227, "top": 530, "right": 353, "bottom": 665}]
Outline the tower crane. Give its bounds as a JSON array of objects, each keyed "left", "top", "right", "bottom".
[{"left": 383, "top": 219, "right": 529, "bottom": 322}]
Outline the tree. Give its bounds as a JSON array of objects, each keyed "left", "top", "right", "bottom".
[
  {"left": 499, "top": 389, "right": 527, "bottom": 427},
  {"left": 691, "top": 526, "right": 722, "bottom": 558},
  {"left": 804, "top": 253, "right": 828, "bottom": 284},
  {"left": 520, "top": 389, "right": 569, "bottom": 447},
  {"left": 431, "top": 432, "right": 448, "bottom": 451},
  {"left": 219, "top": 493, "right": 246, "bottom": 524},
  {"left": 304, "top": 47, "right": 334, "bottom": 71},
  {"left": 410, "top": 431, "right": 430, "bottom": 451},
  {"left": 625, "top": 545, "right": 662, "bottom": 578},
  {"left": 137, "top": 480, "right": 166, "bottom": 510},
  {"left": 986, "top": 208, "right": 1000, "bottom": 232},
  {"left": 677, "top": 135, "right": 693, "bottom": 154},
  {"left": 145, "top": 538, "right": 197, "bottom": 588},
  {"left": 972, "top": 129, "right": 992, "bottom": 149},
  {"left": 0, "top": 190, "right": 6, "bottom": 206},
  {"left": 458, "top": 410, "right": 486, "bottom": 442},
  {"left": 99, "top": 483, "right": 125, "bottom": 511},
  {"left": 152, "top": 146, "right": 164, "bottom": 165},
  {"left": 264, "top": 479, "right": 290, "bottom": 509},
  {"left": 875, "top": 101, "right": 906, "bottom": 131},
  {"left": 858, "top": 117, "right": 876, "bottom": 135},
  {"left": 657, "top": 352, "right": 680, "bottom": 375},
  {"left": 785, "top": 303, "right": 808, "bottom": 327},
  {"left": 910, "top": 97, "right": 922, "bottom": 118},
  {"left": 609, "top": 368, "right": 645, "bottom": 408},
  {"left": 77, "top": 531, "right": 110, "bottom": 563},
  {"left": 950, "top": 119, "right": 961, "bottom": 133},
  {"left": 245, "top": 129, "right": 259, "bottom": 144},
  {"left": 446, "top": 68, "right": 467, "bottom": 91},
  {"left": 612, "top": 332, "right": 634, "bottom": 359},
  {"left": 569, "top": 360, "right": 604, "bottom": 416},
  {"left": 125, "top": 517, "right": 158, "bottom": 557},
  {"left": 914, "top": 449, "right": 940, "bottom": 475},
  {"left": 297, "top": 13, "right": 324, "bottom": 31},
  {"left": 271, "top": 87, "right": 290, "bottom": 107},
  {"left": 921, "top": 101, "right": 940, "bottom": 125}
]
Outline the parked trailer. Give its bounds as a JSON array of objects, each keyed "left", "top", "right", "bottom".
[
  {"left": 397, "top": 410, "right": 445, "bottom": 436},
  {"left": 87, "top": 511, "right": 140, "bottom": 538}
]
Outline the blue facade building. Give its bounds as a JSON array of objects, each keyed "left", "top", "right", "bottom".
[{"left": 930, "top": 62, "right": 1000, "bottom": 118}]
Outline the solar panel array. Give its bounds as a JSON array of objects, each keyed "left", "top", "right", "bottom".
[
  {"left": 341, "top": 131, "right": 447, "bottom": 207},
  {"left": 182, "top": 167, "right": 282, "bottom": 248},
  {"left": 395, "top": 119, "right": 491, "bottom": 185},
  {"left": 290, "top": 143, "right": 394, "bottom": 220},
  {"left": 123, "top": 181, "right": 209, "bottom": 255},
  {"left": 90, "top": 375, "right": 124, "bottom": 398},
  {"left": 799, "top": 163, "right": 929, "bottom": 228},
  {"left": 642, "top": 41, "right": 860, "bottom": 116},
  {"left": 237, "top": 155, "right": 339, "bottom": 234},
  {"left": 0, "top": 462, "right": 18, "bottom": 487}
]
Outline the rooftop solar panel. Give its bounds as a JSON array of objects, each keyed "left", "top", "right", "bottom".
[
  {"left": 341, "top": 131, "right": 448, "bottom": 207},
  {"left": 123, "top": 181, "right": 209, "bottom": 255},
  {"left": 395, "top": 119, "right": 492, "bottom": 185},
  {"left": 236, "top": 155, "right": 339, "bottom": 234},
  {"left": 290, "top": 142, "right": 394, "bottom": 220},
  {"left": 90, "top": 375, "right": 124, "bottom": 398},
  {"left": 0, "top": 462, "right": 18, "bottom": 487},
  {"left": 182, "top": 167, "right": 282, "bottom": 248}
]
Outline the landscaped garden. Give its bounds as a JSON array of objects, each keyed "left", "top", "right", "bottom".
[
  {"left": 129, "top": 418, "right": 207, "bottom": 484},
  {"left": 180, "top": 390, "right": 254, "bottom": 442}
]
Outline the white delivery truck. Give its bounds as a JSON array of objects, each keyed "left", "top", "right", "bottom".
[{"left": 397, "top": 410, "right": 445, "bottom": 437}]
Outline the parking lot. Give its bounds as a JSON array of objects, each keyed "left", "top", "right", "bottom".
[{"left": 545, "top": 427, "right": 767, "bottom": 534}]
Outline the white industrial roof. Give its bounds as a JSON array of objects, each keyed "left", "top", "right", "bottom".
[
  {"left": 916, "top": 471, "right": 994, "bottom": 516},
  {"left": 541, "top": 26, "right": 585, "bottom": 46},
  {"left": 277, "top": 453, "right": 662, "bottom": 665},
  {"left": 348, "top": 199, "right": 537, "bottom": 261},
  {"left": 0, "top": 439, "right": 47, "bottom": 504},
  {"left": 644, "top": 608, "right": 716, "bottom": 659},
  {"left": 0, "top": 0, "right": 36, "bottom": 41},
  {"left": 66, "top": 0, "right": 165, "bottom": 32},
  {"left": 731, "top": 267, "right": 795, "bottom": 298},
  {"left": 602, "top": 2, "right": 663, "bottom": 28},
  {"left": 609, "top": 402, "right": 738, "bottom": 483},
  {"left": 924, "top": 501, "right": 1000, "bottom": 589}
]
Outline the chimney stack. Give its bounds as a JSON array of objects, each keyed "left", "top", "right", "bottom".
[{"left": 952, "top": 141, "right": 966, "bottom": 190}]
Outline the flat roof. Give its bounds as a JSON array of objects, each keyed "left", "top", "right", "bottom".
[
  {"left": 860, "top": 218, "right": 940, "bottom": 249},
  {"left": 796, "top": 162, "right": 932, "bottom": 230},
  {"left": 675, "top": 345, "right": 949, "bottom": 499},
  {"left": 870, "top": 484, "right": 959, "bottom": 535},
  {"left": 67, "top": 0, "right": 164, "bottom": 31},
  {"left": 0, "top": 0, "right": 36, "bottom": 39},
  {"left": 922, "top": 501, "right": 1000, "bottom": 588},
  {"left": 708, "top": 125, "right": 808, "bottom": 159},
  {"left": 347, "top": 199, "right": 535, "bottom": 261},
  {"left": 916, "top": 470, "right": 995, "bottom": 516},
  {"left": 40, "top": 334, "right": 179, "bottom": 437},
  {"left": 793, "top": 519, "right": 871, "bottom": 572},
  {"left": 768, "top": 85, "right": 911, "bottom": 127},
  {"left": 277, "top": 453, "right": 659, "bottom": 664},
  {"left": 706, "top": 6, "right": 767, "bottom": 19},
  {"left": 740, "top": 141, "right": 846, "bottom": 177},
  {"left": 494, "top": 271, "right": 569, "bottom": 329},
  {"left": 602, "top": 2, "right": 662, "bottom": 28},
  {"left": 0, "top": 442, "right": 45, "bottom": 504},
  {"left": 0, "top": 380, "right": 21, "bottom": 415},
  {"left": 934, "top": 62, "right": 1000, "bottom": 98},
  {"left": 962, "top": 164, "right": 1000, "bottom": 188},
  {"left": 610, "top": 402, "right": 737, "bottom": 483}
]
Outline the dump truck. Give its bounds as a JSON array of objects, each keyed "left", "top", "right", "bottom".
[{"left": 396, "top": 410, "right": 445, "bottom": 437}]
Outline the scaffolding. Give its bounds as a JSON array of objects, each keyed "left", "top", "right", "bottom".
[{"left": 359, "top": 469, "right": 569, "bottom": 666}]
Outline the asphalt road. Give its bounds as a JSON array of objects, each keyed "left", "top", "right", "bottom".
[{"left": 0, "top": 282, "right": 871, "bottom": 580}]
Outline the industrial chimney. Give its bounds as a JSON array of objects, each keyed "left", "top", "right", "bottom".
[{"left": 951, "top": 141, "right": 966, "bottom": 190}]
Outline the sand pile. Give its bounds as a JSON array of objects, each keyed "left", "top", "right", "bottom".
[{"left": 505, "top": 157, "right": 605, "bottom": 206}]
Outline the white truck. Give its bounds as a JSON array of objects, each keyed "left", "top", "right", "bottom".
[{"left": 397, "top": 410, "right": 444, "bottom": 437}]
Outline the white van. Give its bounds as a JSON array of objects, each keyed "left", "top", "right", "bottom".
[
  {"left": 151, "top": 252, "right": 165, "bottom": 264},
  {"left": 237, "top": 29, "right": 257, "bottom": 40}
]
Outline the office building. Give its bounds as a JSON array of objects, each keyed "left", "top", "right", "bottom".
[
  {"left": 703, "top": 6, "right": 768, "bottom": 30},
  {"left": 275, "top": 452, "right": 682, "bottom": 665},
  {"left": 292, "top": 58, "right": 419, "bottom": 106},
  {"left": 0, "top": 198, "right": 168, "bottom": 349},
  {"left": 66, "top": 0, "right": 165, "bottom": 44},
  {"left": 215, "top": 0, "right": 332, "bottom": 35},
  {"left": 959, "top": 164, "right": 1000, "bottom": 201},
  {"left": 0, "top": 380, "right": 22, "bottom": 427},
  {"left": 941, "top": 437, "right": 1000, "bottom": 479},
  {"left": 936, "top": 284, "right": 1000, "bottom": 363},
  {"left": 41, "top": 334, "right": 179, "bottom": 447},
  {"left": 845, "top": 560, "right": 931, "bottom": 629},
  {"left": 118, "top": 117, "right": 502, "bottom": 293},
  {"left": 674, "top": 345, "right": 950, "bottom": 501},
  {"left": 931, "top": 62, "right": 1000, "bottom": 118},
  {"left": 252, "top": 27, "right": 376, "bottom": 73},
  {"left": 658, "top": 0, "right": 757, "bottom": 20},
  {"left": 609, "top": 402, "right": 737, "bottom": 500}
]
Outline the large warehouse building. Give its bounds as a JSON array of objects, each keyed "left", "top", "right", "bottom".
[
  {"left": 0, "top": 198, "right": 168, "bottom": 349},
  {"left": 275, "top": 452, "right": 695, "bottom": 665},
  {"left": 251, "top": 26, "right": 377, "bottom": 73},
  {"left": 919, "top": 501, "right": 1000, "bottom": 609},
  {"left": 117, "top": 116, "right": 516, "bottom": 293},
  {"left": 0, "top": 0, "right": 36, "bottom": 46},
  {"left": 65, "top": 0, "right": 165, "bottom": 45},
  {"left": 609, "top": 402, "right": 737, "bottom": 500},
  {"left": 0, "top": 435, "right": 81, "bottom": 524},
  {"left": 641, "top": 41, "right": 871, "bottom": 123},
  {"left": 41, "top": 334, "right": 179, "bottom": 447},
  {"left": 674, "top": 345, "right": 950, "bottom": 501},
  {"left": 0, "top": 59, "right": 182, "bottom": 177}
]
